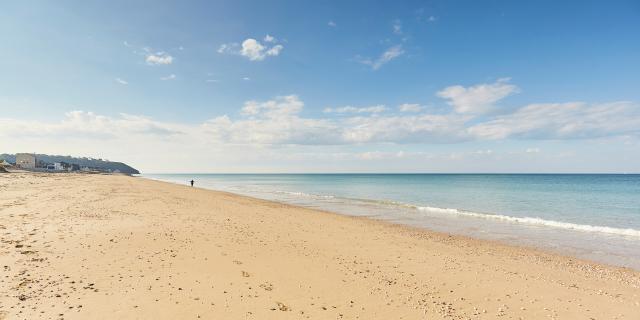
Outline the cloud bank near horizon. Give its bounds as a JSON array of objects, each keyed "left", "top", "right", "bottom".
[
  {"left": 5, "top": 79, "right": 636, "bottom": 144},
  {"left": 2, "top": 79, "right": 638, "bottom": 172}
]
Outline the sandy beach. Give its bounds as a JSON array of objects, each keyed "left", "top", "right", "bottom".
[{"left": 1, "top": 172, "right": 638, "bottom": 319}]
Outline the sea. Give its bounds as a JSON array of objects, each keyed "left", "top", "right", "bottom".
[{"left": 144, "top": 173, "right": 640, "bottom": 270}]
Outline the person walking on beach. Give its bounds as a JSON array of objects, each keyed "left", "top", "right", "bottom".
[{"left": 190, "top": 179, "right": 194, "bottom": 187}]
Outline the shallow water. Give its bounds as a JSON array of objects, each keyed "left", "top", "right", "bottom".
[{"left": 145, "top": 173, "right": 640, "bottom": 270}]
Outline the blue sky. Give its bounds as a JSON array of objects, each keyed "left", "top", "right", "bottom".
[{"left": 1, "top": 0, "right": 639, "bottom": 173}]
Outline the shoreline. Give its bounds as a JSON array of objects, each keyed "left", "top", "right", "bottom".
[
  {"left": 2, "top": 172, "right": 639, "bottom": 319},
  {"left": 145, "top": 174, "right": 640, "bottom": 271},
  {"left": 147, "top": 177, "right": 640, "bottom": 276}
]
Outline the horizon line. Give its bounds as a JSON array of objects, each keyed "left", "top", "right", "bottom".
[{"left": 141, "top": 172, "right": 640, "bottom": 175}]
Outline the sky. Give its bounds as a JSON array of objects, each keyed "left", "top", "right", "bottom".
[{"left": 1, "top": 0, "right": 639, "bottom": 173}]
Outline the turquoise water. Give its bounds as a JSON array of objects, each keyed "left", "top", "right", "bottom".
[{"left": 145, "top": 174, "right": 640, "bottom": 269}]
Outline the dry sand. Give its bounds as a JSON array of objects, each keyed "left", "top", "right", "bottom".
[{"left": 1, "top": 172, "right": 638, "bottom": 319}]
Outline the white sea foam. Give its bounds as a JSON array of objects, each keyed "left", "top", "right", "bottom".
[
  {"left": 264, "top": 191, "right": 640, "bottom": 238},
  {"left": 144, "top": 174, "right": 640, "bottom": 270},
  {"left": 146, "top": 175, "right": 640, "bottom": 240},
  {"left": 274, "top": 190, "right": 335, "bottom": 199},
  {"left": 266, "top": 189, "right": 640, "bottom": 238},
  {"left": 416, "top": 206, "right": 640, "bottom": 237}
]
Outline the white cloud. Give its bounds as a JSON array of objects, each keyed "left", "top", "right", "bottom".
[
  {"left": 468, "top": 101, "right": 640, "bottom": 140},
  {"left": 328, "top": 21, "right": 337, "bottom": 27},
  {"left": 437, "top": 78, "right": 519, "bottom": 114},
  {"left": 241, "top": 95, "right": 303, "bottom": 117},
  {"left": 241, "top": 39, "right": 282, "bottom": 61},
  {"left": 204, "top": 96, "right": 341, "bottom": 145},
  {"left": 0, "top": 111, "right": 181, "bottom": 139},
  {"left": 358, "top": 45, "right": 404, "bottom": 70},
  {"left": 0, "top": 87, "right": 640, "bottom": 172},
  {"left": 201, "top": 95, "right": 469, "bottom": 145},
  {"left": 200, "top": 93, "right": 640, "bottom": 146},
  {"left": 203, "top": 97, "right": 464, "bottom": 145},
  {"left": 243, "top": 77, "right": 251, "bottom": 81},
  {"left": 265, "top": 44, "right": 283, "bottom": 56},
  {"left": 126, "top": 44, "right": 174, "bottom": 66},
  {"left": 115, "top": 78, "right": 128, "bottom": 85},
  {"left": 323, "top": 105, "right": 387, "bottom": 114},
  {"left": 217, "top": 43, "right": 238, "bottom": 54},
  {"left": 4, "top": 82, "right": 635, "bottom": 149},
  {"left": 2, "top": 87, "right": 640, "bottom": 173},
  {"left": 398, "top": 103, "right": 423, "bottom": 112},
  {"left": 145, "top": 52, "right": 174, "bottom": 65},
  {"left": 218, "top": 36, "right": 283, "bottom": 61},
  {"left": 160, "top": 74, "right": 176, "bottom": 81},
  {"left": 340, "top": 113, "right": 470, "bottom": 144},
  {"left": 358, "top": 151, "right": 407, "bottom": 160},
  {"left": 2, "top": 81, "right": 639, "bottom": 173}
]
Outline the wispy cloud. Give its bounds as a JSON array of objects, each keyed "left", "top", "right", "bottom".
[
  {"left": 115, "top": 78, "right": 128, "bottom": 85},
  {"left": 392, "top": 20, "right": 402, "bottom": 35},
  {"left": 2, "top": 81, "right": 637, "bottom": 150},
  {"left": 264, "top": 34, "right": 275, "bottom": 43},
  {"left": 204, "top": 96, "right": 467, "bottom": 145},
  {"left": 328, "top": 21, "right": 337, "bottom": 27},
  {"left": 416, "top": 8, "right": 438, "bottom": 23},
  {"left": 398, "top": 103, "right": 423, "bottom": 113},
  {"left": 468, "top": 101, "right": 640, "bottom": 140},
  {"left": 3, "top": 81, "right": 638, "bottom": 173},
  {"left": 217, "top": 43, "right": 237, "bottom": 54},
  {"left": 323, "top": 105, "right": 387, "bottom": 114},
  {"left": 437, "top": 78, "right": 519, "bottom": 114},
  {"left": 0, "top": 111, "right": 181, "bottom": 139},
  {"left": 357, "top": 45, "right": 405, "bottom": 70},
  {"left": 241, "top": 95, "right": 304, "bottom": 117},
  {"left": 124, "top": 43, "right": 174, "bottom": 66},
  {"left": 160, "top": 74, "right": 176, "bottom": 81}
]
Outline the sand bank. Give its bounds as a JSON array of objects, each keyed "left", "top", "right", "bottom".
[{"left": 1, "top": 173, "right": 638, "bottom": 319}]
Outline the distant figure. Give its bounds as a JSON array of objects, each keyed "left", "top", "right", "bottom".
[{"left": 190, "top": 179, "right": 194, "bottom": 187}]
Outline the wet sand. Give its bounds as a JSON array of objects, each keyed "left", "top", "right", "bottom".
[{"left": 1, "top": 172, "right": 638, "bottom": 319}]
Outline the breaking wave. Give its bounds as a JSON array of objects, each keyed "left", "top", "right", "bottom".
[
  {"left": 143, "top": 176, "right": 640, "bottom": 239},
  {"left": 414, "top": 206, "right": 640, "bottom": 237},
  {"left": 271, "top": 190, "right": 640, "bottom": 238}
]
